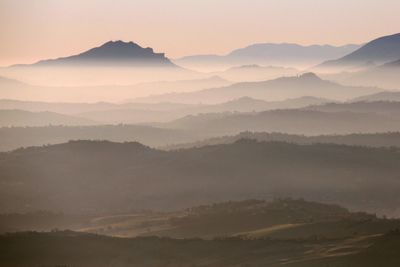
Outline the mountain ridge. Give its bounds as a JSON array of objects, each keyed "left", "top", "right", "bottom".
[
  {"left": 0, "top": 109, "right": 96, "bottom": 127},
  {"left": 11, "top": 40, "right": 178, "bottom": 68},
  {"left": 2, "top": 139, "right": 400, "bottom": 215},
  {"left": 318, "top": 33, "right": 400, "bottom": 70},
  {"left": 175, "top": 43, "right": 360, "bottom": 70},
  {"left": 135, "top": 73, "right": 381, "bottom": 104}
]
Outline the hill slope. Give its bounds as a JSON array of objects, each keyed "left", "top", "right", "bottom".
[
  {"left": 95, "top": 199, "right": 399, "bottom": 239},
  {"left": 2, "top": 140, "right": 400, "bottom": 214},
  {"left": 318, "top": 33, "right": 400, "bottom": 70},
  {"left": 5, "top": 199, "right": 399, "bottom": 240}
]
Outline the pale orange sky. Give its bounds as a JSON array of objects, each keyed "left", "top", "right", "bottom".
[{"left": 1, "top": 0, "right": 400, "bottom": 66}]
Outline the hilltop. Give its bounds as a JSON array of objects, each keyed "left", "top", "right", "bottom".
[{"left": 13, "top": 40, "right": 177, "bottom": 68}]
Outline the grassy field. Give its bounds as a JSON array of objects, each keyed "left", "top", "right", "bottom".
[{"left": 73, "top": 199, "right": 400, "bottom": 240}]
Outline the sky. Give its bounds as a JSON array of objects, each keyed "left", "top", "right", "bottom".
[{"left": 1, "top": 0, "right": 400, "bottom": 66}]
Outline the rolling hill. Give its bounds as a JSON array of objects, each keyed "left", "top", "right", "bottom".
[
  {"left": 164, "top": 108, "right": 400, "bottom": 136},
  {"left": 304, "top": 101, "right": 400, "bottom": 116},
  {"left": 78, "top": 96, "right": 331, "bottom": 124},
  {"left": 2, "top": 140, "right": 400, "bottom": 215},
  {"left": 136, "top": 73, "right": 381, "bottom": 104},
  {"left": 1, "top": 215, "right": 400, "bottom": 266},
  {"left": 0, "top": 96, "right": 330, "bottom": 124},
  {"left": 0, "top": 99, "right": 193, "bottom": 115},
  {"left": 0, "top": 109, "right": 95, "bottom": 127},
  {"left": 352, "top": 91, "right": 400, "bottom": 102},
  {"left": 164, "top": 132, "right": 400, "bottom": 150},
  {"left": 2, "top": 199, "right": 399, "bottom": 241},
  {"left": 0, "top": 125, "right": 199, "bottom": 152},
  {"left": 90, "top": 199, "right": 398, "bottom": 239},
  {"left": 0, "top": 75, "right": 229, "bottom": 102}
]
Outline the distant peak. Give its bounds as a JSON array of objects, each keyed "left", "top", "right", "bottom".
[
  {"left": 299, "top": 72, "right": 321, "bottom": 80},
  {"left": 100, "top": 40, "right": 143, "bottom": 49},
  {"left": 104, "top": 40, "right": 134, "bottom": 45},
  {"left": 25, "top": 39, "right": 176, "bottom": 67}
]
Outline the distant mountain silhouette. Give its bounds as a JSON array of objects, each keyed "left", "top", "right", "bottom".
[
  {"left": 175, "top": 43, "right": 360, "bottom": 69},
  {"left": 228, "top": 43, "right": 360, "bottom": 62},
  {"left": 0, "top": 76, "right": 229, "bottom": 103},
  {"left": 210, "top": 64, "right": 299, "bottom": 82},
  {"left": 165, "top": 131, "right": 400, "bottom": 150},
  {"left": 382, "top": 58, "right": 400, "bottom": 67},
  {"left": 305, "top": 101, "right": 400, "bottom": 116},
  {"left": 0, "top": 99, "right": 193, "bottom": 114},
  {"left": 136, "top": 73, "right": 380, "bottom": 104},
  {"left": 318, "top": 33, "right": 400, "bottom": 70},
  {"left": 0, "top": 99, "right": 119, "bottom": 114},
  {"left": 14, "top": 41, "right": 178, "bottom": 67},
  {"left": 0, "top": 125, "right": 199, "bottom": 152},
  {"left": 165, "top": 107, "right": 400, "bottom": 136},
  {"left": 0, "top": 75, "right": 31, "bottom": 93},
  {"left": 0, "top": 75, "right": 26, "bottom": 85},
  {"left": 329, "top": 56, "right": 400, "bottom": 89},
  {"left": 0, "top": 95, "right": 330, "bottom": 125},
  {"left": 0, "top": 109, "right": 95, "bottom": 127},
  {"left": 199, "top": 96, "right": 330, "bottom": 113},
  {"left": 78, "top": 96, "right": 332, "bottom": 124},
  {"left": 352, "top": 91, "right": 400, "bottom": 102}
]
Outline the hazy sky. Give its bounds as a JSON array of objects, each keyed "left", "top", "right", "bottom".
[{"left": 1, "top": 0, "right": 400, "bottom": 66}]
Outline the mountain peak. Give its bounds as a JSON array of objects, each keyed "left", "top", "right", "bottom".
[
  {"left": 24, "top": 40, "right": 177, "bottom": 68},
  {"left": 81, "top": 40, "right": 157, "bottom": 58},
  {"left": 298, "top": 72, "right": 321, "bottom": 80},
  {"left": 100, "top": 40, "right": 148, "bottom": 50}
]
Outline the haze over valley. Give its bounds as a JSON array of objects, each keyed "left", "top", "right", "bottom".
[{"left": 2, "top": 0, "right": 400, "bottom": 266}]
